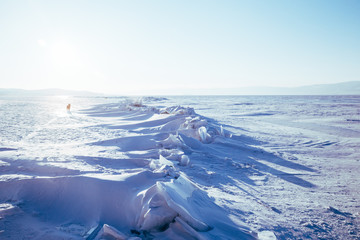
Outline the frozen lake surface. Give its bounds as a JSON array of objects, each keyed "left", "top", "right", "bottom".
[{"left": 0, "top": 95, "right": 359, "bottom": 239}]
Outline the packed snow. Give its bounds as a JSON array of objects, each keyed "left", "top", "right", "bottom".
[{"left": 0, "top": 95, "right": 359, "bottom": 239}]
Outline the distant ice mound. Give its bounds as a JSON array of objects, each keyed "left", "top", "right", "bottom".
[
  {"left": 80, "top": 98, "right": 196, "bottom": 118},
  {"left": 82, "top": 98, "right": 228, "bottom": 145},
  {"left": 159, "top": 105, "right": 196, "bottom": 116}
]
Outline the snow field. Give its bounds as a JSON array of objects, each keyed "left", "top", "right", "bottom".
[{"left": 0, "top": 98, "right": 257, "bottom": 239}]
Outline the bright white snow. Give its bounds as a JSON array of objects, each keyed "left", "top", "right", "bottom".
[{"left": 0, "top": 95, "right": 359, "bottom": 239}]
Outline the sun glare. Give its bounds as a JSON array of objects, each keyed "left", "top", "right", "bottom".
[{"left": 50, "top": 41, "right": 82, "bottom": 68}]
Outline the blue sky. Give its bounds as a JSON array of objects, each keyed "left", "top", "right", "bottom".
[{"left": 0, "top": 0, "right": 359, "bottom": 94}]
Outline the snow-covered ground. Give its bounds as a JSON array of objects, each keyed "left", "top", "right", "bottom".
[{"left": 0, "top": 95, "right": 359, "bottom": 239}]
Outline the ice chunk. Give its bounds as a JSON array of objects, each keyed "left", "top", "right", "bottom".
[
  {"left": 141, "top": 194, "right": 177, "bottom": 231},
  {"left": 159, "top": 149, "right": 184, "bottom": 161},
  {"left": 136, "top": 184, "right": 177, "bottom": 232},
  {"left": 92, "top": 224, "right": 127, "bottom": 240},
  {"left": 159, "top": 175, "right": 212, "bottom": 232},
  {"left": 149, "top": 155, "right": 179, "bottom": 178},
  {"left": 258, "top": 230, "right": 277, "bottom": 240},
  {"left": 179, "top": 155, "right": 190, "bottom": 166},
  {"left": 198, "top": 126, "right": 210, "bottom": 143},
  {"left": 161, "top": 134, "right": 184, "bottom": 149},
  {"left": 136, "top": 175, "right": 211, "bottom": 236},
  {"left": 150, "top": 155, "right": 174, "bottom": 170},
  {"left": 178, "top": 133, "right": 202, "bottom": 149},
  {"left": 159, "top": 155, "right": 175, "bottom": 168}
]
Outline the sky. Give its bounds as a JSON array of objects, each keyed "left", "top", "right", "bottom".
[{"left": 0, "top": 0, "right": 359, "bottom": 94}]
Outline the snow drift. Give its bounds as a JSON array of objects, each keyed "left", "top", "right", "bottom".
[{"left": 0, "top": 98, "right": 258, "bottom": 239}]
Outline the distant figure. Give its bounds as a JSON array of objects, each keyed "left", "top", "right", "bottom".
[{"left": 66, "top": 104, "right": 71, "bottom": 111}]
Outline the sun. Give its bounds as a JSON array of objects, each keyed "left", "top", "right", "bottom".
[
  {"left": 50, "top": 41, "right": 82, "bottom": 68},
  {"left": 39, "top": 39, "right": 92, "bottom": 91}
]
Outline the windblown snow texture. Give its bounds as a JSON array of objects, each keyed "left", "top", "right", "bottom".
[{"left": 0, "top": 95, "right": 359, "bottom": 239}]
